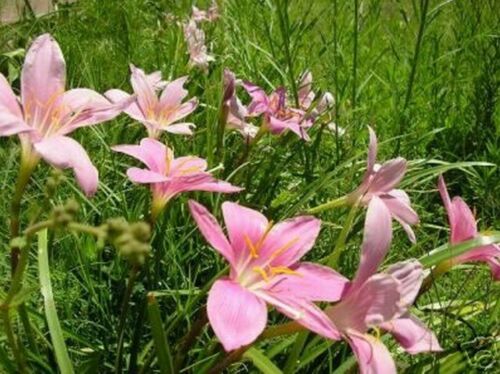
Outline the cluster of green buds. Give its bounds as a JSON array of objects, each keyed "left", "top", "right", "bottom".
[
  {"left": 45, "top": 169, "right": 65, "bottom": 197},
  {"left": 102, "top": 218, "right": 151, "bottom": 266},
  {"left": 50, "top": 199, "right": 80, "bottom": 228}
]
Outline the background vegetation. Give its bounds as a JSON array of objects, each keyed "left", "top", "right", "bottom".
[{"left": 0, "top": 0, "right": 498, "bottom": 372}]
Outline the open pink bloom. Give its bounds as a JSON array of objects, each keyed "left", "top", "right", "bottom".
[
  {"left": 243, "top": 81, "right": 309, "bottom": 140},
  {"left": 325, "top": 197, "right": 442, "bottom": 374},
  {"left": 189, "top": 201, "right": 348, "bottom": 351},
  {"left": 112, "top": 138, "right": 241, "bottom": 215},
  {"left": 438, "top": 176, "right": 500, "bottom": 279},
  {"left": 106, "top": 65, "right": 197, "bottom": 138},
  {"left": 347, "top": 127, "right": 419, "bottom": 242},
  {"left": 0, "top": 34, "right": 129, "bottom": 196},
  {"left": 223, "top": 69, "right": 258, "bottom": 139},
  {"left": 183, "top": 19, "right": 215, "bottom": 72}
]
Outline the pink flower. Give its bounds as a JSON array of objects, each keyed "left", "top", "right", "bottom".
[
  {"left": 438, "top": 175, "right": 500, "bottom": 279},
  {"left": 347, "top": 127, "right": 419, "bottom": 242},
  {"left": 191, "top": 1, "right": 219, "bottom": 22},
  {"left": 297, "top": 70, "right": 315, "bottom": 110},
  {"left": 223, "top": 69, "right": 258, "bottom": 139},
  {"left": 325, "top": 198, "right": 442, "bottom": 374},
  {"left": 112, "top": 138, "right": 241, "bottom": 216},
  {"left": 183, "top": 19, "right": 215, "bottom": 72},
  {"left": 0, "top": 34, "right": 129, "bottom": 196},
  {"left": 189, "top": 201, "right": 348, "bottom": 351},
  {"left": 106, "top": 65, "right": 198, "bottom": 138},
  {"left": 296, "top": 71, "right": 335, "bottom": 129},
  {"left": 243, "top": 81, "right": 309, "bottom": 140}
]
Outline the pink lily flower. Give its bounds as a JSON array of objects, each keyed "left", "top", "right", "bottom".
[
  {"left": 0, "top": 34, "right": 129, "bottom": 196},
  {"left": 438, "top": 175, "right": 500, "bottom": 279},
  {"left": 222, "top": 69, "right": 258, "bottom": 139},
  {"left": 347, "top": 127, "right": 419, "bottom": 242},
  {"left": 296, "top": 71, "right": 335, "bottom": 129},
  {"left": 243, "top": 81, "right": 309, "bottom": 140},
  {"left": 183, "top": 19, "right": 215, "bottom": 72},
  {"left": 105, "top": 65, "right": 198, "bottom": 138},
  {"left": 112, "top": 138, "right": 242, "bottom": 217},
  {"left": 189, "top": 200, "right": 348, "bottom": 351},
  {"left": 325, "top": 197, "right": 442, "bottom": 374}
]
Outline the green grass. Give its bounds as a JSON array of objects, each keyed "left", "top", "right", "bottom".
[{"left": 0, "top": 0, "right": 499, "bottom": 373}]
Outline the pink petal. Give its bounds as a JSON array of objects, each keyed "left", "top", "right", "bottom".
[
  {"left": 353, "top": 196, "right": 392, "bottom": 286},
  {"left": 385, "top": 260, "right": 423, "bottom": 309},
  {"left": 0, "top": 112, "right": 32, "bottom": 136},
  {"left": 242, "top": 81, "right": 269, "bottom": 115},
  {"left": 454, "top": 244, "right": 500, "bottom": 280},
  {"left": 112, "top": 138, "right": 167, "bottom": 173},
  {"left": 126, "top": 168, "right": 169, "bottom": 183},
  {"left": 207, "top": 279, "right": 267, "bottom": 351},
  {"left": 368, "top": 158, "right": 407, "bottom": 194},
  {"left": 260, "top": 216, "right": 321, "bottom": 267},
  {"left": 437, "top": 175, "right": 453, "bottom": 223},
  {"left": 105, "top": 89, "right": 145, "bottom": 122},
  {"left": 130, "top": 65, "right": 157, "bottom": 113},
  {"left": 380, "top": 314, "right": 442, "bottom": 354},
  {"left": 165, "top": 98, "right": 198, "bottom": 124},
  {"left": 163, "top": 123, "right": 196, "bottom": 135},
  {"left": 381, "top": 189, "right": 419, "bottom": 242},
  {"left": 159, "top": 76, "right": 188, "bottom": 108},
  {"left": 221, "top": 202, "right": 269, "bottom": 260},
  {"left": 0, "top": 73, "right": 23, "bottom": 118},
  {"left": 21, "top": 34, "right": 66, "bottom": 119},
  {"left": 348, "top": 332, "right": 396, "bottom": 374},
  {"left": 190, "top": 180, "right": 243, "bottom": 194},
  {"left": 34, "top": 135, "right": 98, "bottom": 196},
  {"left": 188, "top": 200, "right": 235, "bottom": 266},
  {"left": 265, "top": 262, "right": 348, "bottom": 302},
  {"left": 449, "top": 197, "right": 477, "bottom": 243},
  {"left": 256, "top": 290, "right": 340, "bottom": 340},
  {"left": 366, "top": 126, "right": 378, "bottom": 175}
]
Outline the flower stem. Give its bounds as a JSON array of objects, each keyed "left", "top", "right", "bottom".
[
  {"left": 175, "top": 310, "right": 208, "bottom": 370},
  {"left": 306, "top": 195, "right": 348, "bottom": 215},
  {"left": 115, "top": 266, "right": 140, "bottom": 374}
]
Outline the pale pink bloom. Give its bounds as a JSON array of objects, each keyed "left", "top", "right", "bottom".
[
  {"left": 192, "top": 1, "right": 219, "bottom": 22},
  {"left": 189, "top": 201, "right": 348, "bottom": 351},
  {"left": 243, "top": 82, "right": 309, "bottom": 140},
  {"left": 296, "top": 71, "right": 335, "bottom": 129},
  {"left": 347, "top": 127, "right": 419, "bottom": 242},
  {"left": 297, "top": 70, "right": 315, "bottom": 110},
  {"left": 183, "top": 19, "right": 215, "bottom": 72},
  {"left": 106, "top": 65, "right": 198, "bottom": 138},
  {"left": 438, "top": 175, "right": 500, "bottom": 279},
  {"left": 112, "top": 138, "right": 241, "bottom": 214},
  {"left": 0, "top": 34, "right": 129, "bottom": 196},
  {"left": 325, "top": 198, "right": 442, "bottom": 374},
  {"left": 223, "top": 69, "right": 258, "bottom": 139}
]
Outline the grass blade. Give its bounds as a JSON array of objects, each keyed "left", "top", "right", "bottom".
[
  {"left": 243, "top": 347, "right": 282, "bottom": 374},
  {"left": 37, "top": 229, "right": 75, "bottom": 374},
  {"left": 147, "top": 293, "right": 174, "bottom": 374}
]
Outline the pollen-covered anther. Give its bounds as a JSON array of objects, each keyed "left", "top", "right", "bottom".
[
  {"left": 270, "top": 266, "right": 301, "bottom": 277},
  {"left": 252, "top": 266, "right": 269, "bottom": 282},
  {"left": 244, "top": 235, "right": 259, "bottom": 258}
]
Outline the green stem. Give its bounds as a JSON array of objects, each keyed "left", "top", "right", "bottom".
[
  {"left": 115, "top": 266, "right": 140, "bottom": 374},
  {"left": 306, "top": 195, "right": 348, "bottom": 215},
  {"left": 147, "top": 293, "right": 174, "bottom": 374},
  {"left": 175, "top": 310, "right": 208, "bottom": 371},
  {"left": 325, "top": 201, "right": 360, "bottom": 268}
]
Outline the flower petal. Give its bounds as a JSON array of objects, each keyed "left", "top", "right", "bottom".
[
  {"left": 207, "top": 279, "right": 267, "bottom": 351},
  {"left": 366, "top": 126, "right": 378, "bottom": 175},
  {"left": 260, "top": 216, "right": 321, "bottom": 267},
  {"left": 159, "top": 76, "right": 188, "bottom": 108},
  {"left": 348, "top": 332, "right": 396, "bottom": 374},
  {"left": 385, "top": 260, "right": 424, "bottom": 309},
  {"left": 368, "top": 158, "right": 407, "bottom": 194},
  {"left": 163, "top": 123, "right": 196, "bottom": 135},
  {"left": 380, "top": 314, "right": 442, "bottom": 354},
  {"left": 34, "top": 135, "right": 98, "bottom": 196},
  {"left": 130, "top": 65, "right": 157, "bottom": 113},
  {"left": 265, "top": 262, "right": 348, "bottom": 302},
  {"left": 188, "top": 200, "right": 234, "bottom": 266},
  {"left": 353, "top": 196, "right": 392, "bottom": 286},
  {"left": 105, "top": 89, "right": 145, "bottom": 122},
  {"left": 126, "top": 168, "right": 169, "bottom": 183},
  {"left": 449, "top": 196, "right": 477, "bottom": 243},
  {"left": 454, "top": 244, "right": 500, "bottom": 280},
  {"left": 0, "top": 112, "right": 32, "bottom": 136},
  {"left": 21, "top": 34, "right": 66, "bottom": 118},
  {"left": 112, "top": 138, "right": 167, "bottom": 173},
  {"left": 165, "top": 98, "right": 198, "bottom": 124},
  {"left": 0, "top": 73, "right": 23, "bottom": 118}
]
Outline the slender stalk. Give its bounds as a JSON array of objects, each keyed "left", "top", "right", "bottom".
[
  {"left": 351, "top": 0, "right": 359, "bottom": 114},
  {"left": 333, "top": 0, "right": 341, "bottom": 164},
  {"left": 147, "top": 293, "right": 174, "bottom": 374},
  {"left": 115, "top": 266, "right": 140, "bottom": 374},
  {"left": 306, "top": 195, "right": 348, "bottom": 215},
  {"left": 175, "top": 310, "right": 208, "bottom": 371},
  {"left": 325, "top": 201, "right": 360, "bottom": 268},
  {"left": 207, "top": 347, "right": 247, "bottom": 374}
]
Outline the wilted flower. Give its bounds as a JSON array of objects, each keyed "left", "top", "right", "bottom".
[
  {"left": 106, "top": 65, "right": 198, "bottom": 138},
  {"left": 243, "top": 82, "right": 309, "bottom": 140},
  {"left": 438, "top": 175, "right": 499, "bottom": 279},
  {"left": 183, "top": 19, "right": 215, "bottom": 72},
  {"left": 222, "top": 69, "right": 258, "bottom": 139},
  {"left": 325, "top": 198, "right": 441, "bottom": 373},
  {"left": 189, "top": 200, "right": 348, "bottom": 351},
  {"left": 347, "top": 127, "right": 419, "bottom": 242},
  {"left": 113, "top": 138, "right": 241, "bottom": 218},
  {"left": 0, "top": 34, "right": 129, "bottom": 196}
]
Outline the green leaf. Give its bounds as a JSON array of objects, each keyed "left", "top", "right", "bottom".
[
  {"left": 243, "top": 347, "right": 283, "bottom": 374},
  {"left": 147, "top": 293, "right": 174, "bottom": 374},
  {"left": 38, "top": 229, "right": 75, "bottom": 374},
  {"left": 419, "top": 232, "right": 500, "bottom": 268}
]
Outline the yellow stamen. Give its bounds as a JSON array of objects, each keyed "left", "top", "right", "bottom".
[
  {"left": 252, "top": 266, "right": 270, "bottom": 282},
  {"left": 179, "top": 166, "right": 202, "bottom": 175},
  {"left": 372, "top": 326, "right": 381, "bottom": 340},
  {"left": 254, "top": 220, "right": 274, "bottom": 252},
  {"left": 244, "top": 235, "right": 259, "bottom": 258},
  {"left": 270, "top": 266, "right": 301, "bottom": 277},
  {"left": 269, "top": 237, "right": 300, "bottom": 260}
]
